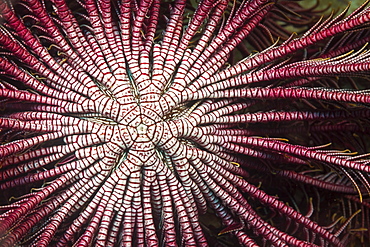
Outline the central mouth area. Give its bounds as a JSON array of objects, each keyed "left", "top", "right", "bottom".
[
  {"left": 104, "top": 102, "right": 188, "bottom": 169},
  {"left": 136, "top": 123, "right": 148, "bottom": 135}
]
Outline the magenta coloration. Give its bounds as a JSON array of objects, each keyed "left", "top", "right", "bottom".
[{"left": 0, "top": 0, "right": 370, "bottom": 246}]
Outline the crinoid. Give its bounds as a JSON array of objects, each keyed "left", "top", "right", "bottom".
[{"left": 1, "top": 0, "right": 370, "bottom": 246}]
